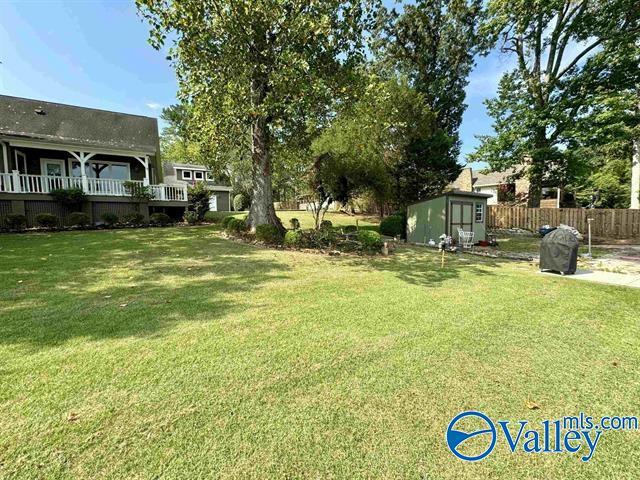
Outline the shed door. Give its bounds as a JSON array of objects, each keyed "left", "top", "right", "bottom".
[{"left": 450, "top": 201, "right": 473, "bottom": 240}]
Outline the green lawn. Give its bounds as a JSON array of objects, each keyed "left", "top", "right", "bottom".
[
  {"left": 1, "top": 226, "right": 639, "bottom": 479},
  {"left": 492, "top": 234, "right": 606, "bottom": 258}
]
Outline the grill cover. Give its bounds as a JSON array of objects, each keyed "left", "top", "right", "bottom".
[{"left": 539, "top": 228, "right": 579, "bottom": 274}]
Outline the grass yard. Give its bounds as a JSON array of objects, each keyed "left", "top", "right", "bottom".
[
  {"left": 493, "top": 234, "right": 606, "bottom": 258},
  {"left": 1, "top": 226, "right": 639, "bottom": 479}
]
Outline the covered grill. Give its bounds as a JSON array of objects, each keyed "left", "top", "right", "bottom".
[{"left": 539, "top": 228, "right": 579, "bottom": 274}]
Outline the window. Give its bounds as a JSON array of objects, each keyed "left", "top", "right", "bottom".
[
  {"left": 475, "top": 203, "right": 484, "bottom": 223},
  {"left": 67, "top": 159, "right": 130, "bottom": 180},
  {"left": 182, "top": 170, "right": 192, "bottom": 180},
  {"left": 194, "top": 170, "right": 204, "bottom": 180}
]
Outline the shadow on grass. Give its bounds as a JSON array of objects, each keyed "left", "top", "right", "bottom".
[
  {"left": 0, "top": 227, "right": 290, "bottom": 349},
  {"left": 330, "top": 244, "right": 514, "bottom": 288}
]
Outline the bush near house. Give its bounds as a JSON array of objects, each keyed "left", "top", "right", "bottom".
[
  {"left": 233, "top": 193, "right": 249, "bottom": 211},
  {"left": 35, "top": 213, "right": 58, "bottom": 228},
  {"left": 255, "top": 224, "right": 284, "bottom": 245},
  {"left": 100, "top": 212, "right": 119, "bottom": 226},
  {"left": 68, "top": 212, "right": 91, "bottom": 227},
  {"left": 187, "top": 182, "right": 211, "bottom": 220},
  {"left": 343, "top": 225, "right": 358, "bottom": 234},
  {"left": 183, "top": 211, "right": 199, "bottom": 225},
  {"left": 204, "top": 211, "right": 231, "bottom": 224},
  {"left": 379, "top": 215, "right": 404, "bottom": 237},
  {"left": 122, "top": 212, "right": 145, "bottom": 225},
  {"left": 5, "top": 213, "right": 27, "bottom": 230},
  {"left": 150, "top": 212, "right": 173, "bottom": 226},
  {"left": 49, "top": 187, "right": 87, "bottom": 207}
]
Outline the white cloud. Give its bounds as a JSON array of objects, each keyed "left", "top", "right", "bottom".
[{"left": 145, "top": 102, "right": 163, "bottom": 110}]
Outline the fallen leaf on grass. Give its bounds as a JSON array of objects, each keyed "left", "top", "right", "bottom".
[
  {"left": 67, "top": 412, "right": 79, "bottom": 422},
  {"left": 104, "top": 295, "right": 112, "bottom": 299},
  {"left": 526, "top": 400, "right": 540, "bottom": 410},
  {"left": 119, "top": 303, "right": 128, "bottom": 308}
]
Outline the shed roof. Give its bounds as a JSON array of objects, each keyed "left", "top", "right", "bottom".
[
  {"left": 408, "top": 190, "right": 492, "bottom": 208},
  {"left": 0, "top": 95, "right": 159, "bottom": 154}
]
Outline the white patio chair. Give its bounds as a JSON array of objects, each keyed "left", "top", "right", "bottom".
[{"left": 456, "top": 227, "right": 475, "bottom": 249}]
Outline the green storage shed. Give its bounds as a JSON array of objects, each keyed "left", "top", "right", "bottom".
[{"left": 406, "top": 190, "right": 492, "bottom": 244}]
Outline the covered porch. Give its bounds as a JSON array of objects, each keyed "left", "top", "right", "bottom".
[{"left": 0, "top": 140, "right": 187, "bottom": 201}]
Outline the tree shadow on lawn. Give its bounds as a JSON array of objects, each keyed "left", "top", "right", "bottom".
[
  {"left": 0, "top": 228, "right": 290, "bottom": 349},
  {"left": 331, "top": 245, "right": 514, "bottom": 288}
]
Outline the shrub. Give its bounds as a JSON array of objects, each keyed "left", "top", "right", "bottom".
[
  {"left": 204, "top": 211, "right": 229, "bottom": 224},
  {"left": 100, "top": 212, "right": 119, "bottom": 226},
  {"left": 187, "top": 182, "right": 211, "bottom": 220},
  {"left": 320, "top": 219, "right": 333, "bottom": 230},
  {"left": 255, "top": 224, "right": 284, "bottom": 245},
  {"left": 357, "top": 230, "right": 383, "bottom": 251},
  {"left": 379, "top": 215, "right": 404, "bottom": 237},
  {"left": 122, "top": 212, "right": 145, "bottom": 225},
  {"left": 68, "top": 212, "right": 91, "bottom": 227},
  {"left": 50, "top": 187, "right": 87, "bottom": 207},
  {"left": 289, "top": 218, "right": 300, "bottom": 230},
  {"left": 225, "top": 217, "right": 246, "bottom": 234},
  {"left": 150, "top": 212, "right": 173, "bottom": 226},
  {"left": 221, "top": 215, "right": 236, "bottom": 228},
  {"left": 343, "top": 225, "right": 357, "bottom": 234},
  {"left": 124, "top": 181, "right": 154, "bottom": 201},
  {"left": 233, "top": 193, "right": 249, "bottom": 211},
  {"left": 183, "top": 210, "right": 199, "bottom": 225},
  {"left": 35, "top": 213, "right": 58, "bottom": 228},
  {"left": 284, "top": 230, "right": 303, "bottom": 247},
  {"left": 5, "top": 213, "right": 27, "bottom": 230}
]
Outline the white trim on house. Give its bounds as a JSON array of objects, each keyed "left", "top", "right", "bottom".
[
  {"left": 40, "top": 158, "right": 67, "bottom": 177},
  {"left": 182, "top": 170, "right": 192, "bottom": 180},
  {"left": 194, "top": 170, "right": 204, "bottom": 180},
  {"left": 3, "top": 137, "right": 154, "bottom": 158},
  {"left": 14, "top": 150, "right": 27, "bottom": 173}
]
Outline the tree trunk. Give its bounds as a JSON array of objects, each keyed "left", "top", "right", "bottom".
[{"left": 247, "top": 115, "right": 283, "bottom": 231}]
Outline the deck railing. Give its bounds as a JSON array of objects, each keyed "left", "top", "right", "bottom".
[{"left": 0, "top": 171, "right": 188, "bottom": 202}]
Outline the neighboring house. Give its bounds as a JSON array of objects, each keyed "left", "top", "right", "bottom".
[
  {"left": 162, "top": 162, "right": 232, "bottom": 211},
  {"left": 0, "top": 95, "right": 190, "bottom": 225},
  {"left": 449, "top": 166, "right": 563, "bottom": 208}
]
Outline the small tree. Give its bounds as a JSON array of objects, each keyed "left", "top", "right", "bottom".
[{"left": 187, "top": 182, "right": 211, "bottom": 221}]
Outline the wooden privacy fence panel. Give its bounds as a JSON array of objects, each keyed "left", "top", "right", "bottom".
[{"left": 487, "top": 206, "right": 640, "bottom": 239}]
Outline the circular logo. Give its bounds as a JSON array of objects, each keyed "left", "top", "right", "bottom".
[{"left": 446, "top": 411, "right": 496, "bottom": 461}]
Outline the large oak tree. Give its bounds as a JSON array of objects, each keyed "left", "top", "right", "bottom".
[
  {"left": 137, "top": 0, "right": 368, "bottom": 230},
  {"left": 471, "top": 0, "right": 639, "bottom": 206}
]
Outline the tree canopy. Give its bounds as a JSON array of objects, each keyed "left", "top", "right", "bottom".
[{"left": 470, "top": 0, "right": 640, "bottom": 206}]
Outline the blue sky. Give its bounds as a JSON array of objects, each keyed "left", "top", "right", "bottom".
[{"left": 0, "top": 0, "right": 512, "bottom": 168}]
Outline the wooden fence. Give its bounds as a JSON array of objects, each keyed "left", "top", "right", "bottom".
[{"left": 487, "top": 206, "right": 640, "bottom": 239}]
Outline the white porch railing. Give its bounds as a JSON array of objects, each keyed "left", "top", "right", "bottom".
[{"left": 0, "top": 171, "right": 188, "bottom": 202}]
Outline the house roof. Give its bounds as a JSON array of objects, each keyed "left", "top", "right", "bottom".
[
  {"left": 0, "top": 95, "right": 159, "bottom": 154},
  {"left": 473, "top": 167, "right": 522, "bottom": 187},
  {"left": 165, "top": 161, "right": 210, "bottom": 171}
]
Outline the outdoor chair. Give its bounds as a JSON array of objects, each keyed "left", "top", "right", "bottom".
[{"left": 456, "top": 227, "right": 475, "bottom": 249}]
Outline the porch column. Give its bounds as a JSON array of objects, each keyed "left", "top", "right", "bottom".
[
  {"left": 142, "top": 156, "right": 151, "bottom": 186},
  {"left": 69, "top": 151, "right": 90, "bottom": 193},
  {"left": 1, "top": 142, "right": 8, "bottom": 174}
]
